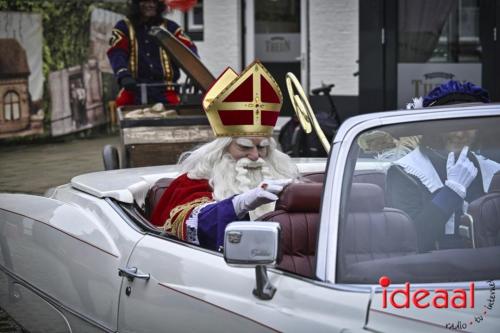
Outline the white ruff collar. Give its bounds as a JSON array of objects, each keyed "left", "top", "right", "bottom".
[
  {"left": 393, "top": 147, "right": 443, "bottom": 193},
  {"left": 394, "top": 148, "right": 500, "bottom": 193},
  {"left": 393, "top": 148, "right": 500, "bottom": 235}
]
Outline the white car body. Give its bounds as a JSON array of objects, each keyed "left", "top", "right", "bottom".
[{"left": 1, "top": 104, "right": 499, "bottom": 332}]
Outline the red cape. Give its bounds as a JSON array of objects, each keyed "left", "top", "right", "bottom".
[{"left": 150, "top": 173, "right": 213, "bottom": 227}]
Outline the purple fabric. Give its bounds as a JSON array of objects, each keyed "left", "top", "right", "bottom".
[
  {"left": 431, "top": 186, "right": 463, "bottom": 217},
  {"left": 423, "top": 80, "right": 490, "bottom": 107},
  {"left": 197, "top": 197, "right": 238, "bottom": 251}
]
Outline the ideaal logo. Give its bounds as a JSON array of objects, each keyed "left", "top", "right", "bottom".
[
  {"left": 378, "top": 276, "right": 496, "bottom": 330},
  {"left": 379, "top": 276, "right": 475, "bottom": 309}
]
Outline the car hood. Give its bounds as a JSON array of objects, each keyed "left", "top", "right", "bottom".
[{"left": 70, "top": 158, "right": 327, "bottom": 204}]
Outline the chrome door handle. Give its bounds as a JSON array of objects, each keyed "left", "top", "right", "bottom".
[{"left": 118, "top": 267, "right": 150, "bottom": 281}]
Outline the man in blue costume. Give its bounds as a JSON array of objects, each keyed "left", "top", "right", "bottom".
[
  {"left": 107, "top": 0, "right": 198, "bottom": 106},
  {"left": 386, "top": 80, "right": 500, "bottom": 251}
]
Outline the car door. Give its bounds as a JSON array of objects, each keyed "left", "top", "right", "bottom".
[
  {"left": 327, "top": 106, "right": 500, "bottom": 332},
  {"left": 118, "top": 234, "right": 371, "bottom": 333},
  {"left": 0, "top": 192, "right": 139, "bottom": 332}
]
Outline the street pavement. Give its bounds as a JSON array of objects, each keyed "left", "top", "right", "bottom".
[
  {"left": 0, "top": 135, "right": 120, "bottom": 195},
  {"left": 0, "top": 134, "right": 120, "bottom": 332}
]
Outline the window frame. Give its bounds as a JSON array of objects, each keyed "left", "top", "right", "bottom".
[
  {"left": 3, "top": 90, "right": 21, "bottom": 121},
  {"left": 318, "top": 104, "right": 500, "bottom": 287},
  {"left": 184, "top": 0, "right": 204, "bottom": 41}
]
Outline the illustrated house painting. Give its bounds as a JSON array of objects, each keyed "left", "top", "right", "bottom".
[{"left": 0, "top": 38, "right": 43, "bottom": 138}]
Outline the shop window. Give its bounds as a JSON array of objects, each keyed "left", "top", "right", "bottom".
[
  {"left": 398, "top": 0, "right": 481, "bottom": 63},
  {"left": 3, "top": 91, "right": 20, "bottom": 121}
]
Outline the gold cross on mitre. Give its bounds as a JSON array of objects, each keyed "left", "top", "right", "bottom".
[{"left": 202, "top": 60, "right": 283, "bottom": 137}]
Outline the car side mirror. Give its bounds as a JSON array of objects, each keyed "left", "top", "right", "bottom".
[
  {"left": 224, "top": 222, "right": 281, "bottom": 266},
  {"left": 224, "top": 222, "right": 281, "bottom": 300}
]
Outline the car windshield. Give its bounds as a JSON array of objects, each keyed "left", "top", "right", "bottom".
[{"left": 337, "top": 115, "right": 500, "bottom": 284}]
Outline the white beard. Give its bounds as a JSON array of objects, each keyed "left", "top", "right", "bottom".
[{"left": 211, "top": 154, "right": 279, "bottom": 219}]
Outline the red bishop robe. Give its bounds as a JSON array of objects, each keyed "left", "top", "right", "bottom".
[{"left": 150, "top": 173, "right": 212, "bottom": 238}]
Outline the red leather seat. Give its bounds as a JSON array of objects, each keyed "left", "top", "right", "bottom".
[
  {"left": 144, "top": 177, "right": 174, "bottom": 220},
  {"left": 259, "top": 183, "right": 322, "bottom": 278},
  {"left": 340, "top": 183, "right": 417, "bottom": 268},
  {"left": 301, "top": 172, "right": 325, "bottom": 183},
  {"left": 489, "top": 172, "right": 500, "bottom": 192},
  {"left": 301, "top": 170, "right": 386, "bottom": 191},
  {"left": 466, "top": 172, "right": 500, "bottom": 247},
  {"left": 352, "top": 170, "right": 386, "bottom": 192}
]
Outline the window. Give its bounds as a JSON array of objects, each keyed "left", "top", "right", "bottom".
[
  {"left": 398, "top": 0, "right": 481, "bottom": 63},
  {"left": 336, "top": 116, "right": 500, "bottom": 284},
  {"left": 184, "top": 0, "right": 203, "bottom": 41},
  {"left": 3, "top": 91, "right": 21, "bottom": 121}
]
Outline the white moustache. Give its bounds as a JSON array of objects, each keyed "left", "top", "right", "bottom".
[{"left": 236, "top": 157, "right": 266, "bottom": 169}]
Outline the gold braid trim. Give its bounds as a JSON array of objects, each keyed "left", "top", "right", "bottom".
[
  {"left": 159, "top": 21, "right": 173, "bottom": 89},
  {"left": 162, "top": 197, "right": 212, "bottom": 239},
  {"left": 124, "top": 18, "right": 138, "bottom": 78}
]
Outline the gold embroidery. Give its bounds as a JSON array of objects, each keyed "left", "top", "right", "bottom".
[
  {"left": 124, "top": 19, "right": 138, "bottom": 78},
  {"left": 160, "top": 49, "right": 173, "bottom": 84},
  {"left": 163, "top": 197, "right": 212, "bottom": 239},
  {"left": 159, "top": 21, "right": 173, "bottom": 87},
  {"left": 109, "top": 29, "right": 124, "bottom": 47}
]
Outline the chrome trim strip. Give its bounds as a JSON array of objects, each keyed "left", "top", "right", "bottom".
[{"left": 0, "top": 264, "right": 115, "bottom": 333}]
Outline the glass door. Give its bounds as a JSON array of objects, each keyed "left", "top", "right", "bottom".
[{"left": 397, "top": 0, "right": 483, "bottom": 108}]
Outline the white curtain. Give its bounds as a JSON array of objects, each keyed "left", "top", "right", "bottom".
[{"left": 398, "top": 0, "right": 457, "bottom": 62}]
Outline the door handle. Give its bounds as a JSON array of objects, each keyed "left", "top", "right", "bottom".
[{"left": 118, "top": 267, "right": 150, "bottom": 281}]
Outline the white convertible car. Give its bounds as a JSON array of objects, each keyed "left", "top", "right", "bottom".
[{"left": 1, "top": 104, "right": 499, "bottom": 332}]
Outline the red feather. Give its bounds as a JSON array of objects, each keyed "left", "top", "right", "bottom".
[{"left": 165, "top": 0, "right": 198, "bottom": 12}]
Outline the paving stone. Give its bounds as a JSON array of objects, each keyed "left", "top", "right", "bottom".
[{"left": 0, "top": 135, "right": 120, "bottom": 195}]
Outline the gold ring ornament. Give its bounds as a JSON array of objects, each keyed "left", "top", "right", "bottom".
[{"left": 285, "top": 73, "right": 331, "bottom": 153}]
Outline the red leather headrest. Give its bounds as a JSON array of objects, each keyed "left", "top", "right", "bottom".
[
  {"left": 145, "top": 177, "right": 174, "bottom": 219},
  {"left": 348, "top": 183, "right": 384, "bottom": 212},
  {"left": 489, "top": 172, "right": 500, "bottom": 192},
  {"left": 276, "top": 183, "right": 322, "bottom": 212}
]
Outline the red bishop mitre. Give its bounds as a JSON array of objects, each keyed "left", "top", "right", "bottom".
[{"left": 202, "top": 60, "right": 283, "bottom": 137}]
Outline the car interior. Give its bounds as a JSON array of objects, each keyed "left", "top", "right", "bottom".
[
  {"left": 337, "top": 118, "right": 500, "bottom": 284},
  {"left": 115, "top": 117, "right": 500, "bottom": 284}
]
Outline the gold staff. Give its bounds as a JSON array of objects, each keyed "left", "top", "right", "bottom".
[{"left": 285, "top": 73, "right": 331, "bottom": 153}]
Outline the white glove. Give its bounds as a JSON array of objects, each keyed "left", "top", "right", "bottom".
[
  {"left": 445, "top": 146, "right": 478, "bottom": 199},
  {"left": 232, "top": 179, "right": 292, "bottom": 218}
]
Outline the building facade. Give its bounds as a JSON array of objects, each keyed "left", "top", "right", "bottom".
[
  {"left": 170, "top": 0, "right": 499, "bottom": 117},
  {"left": 0, "top": 38, "right": 31, "bottom": 134}
]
